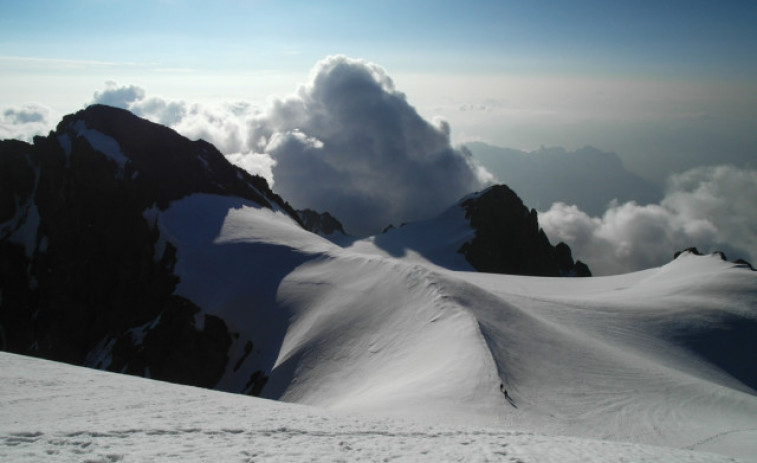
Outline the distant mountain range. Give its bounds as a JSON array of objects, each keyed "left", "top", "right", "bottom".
[{"left": 465, "top": 142, "right": 662, "bottom": 216}]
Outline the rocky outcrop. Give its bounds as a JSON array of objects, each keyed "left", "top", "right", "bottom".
[
  {"left": 674, "top": 247, "right": 755, "bottom": 270},
  {"left": 458, "top": 185, "right": 591, "bottom": 277},
  {"left": 297, "top": 209, "right": 347, "bottom": 236},
  {"left": 0, "top": 105, "right": 299, "bottom": 391}
]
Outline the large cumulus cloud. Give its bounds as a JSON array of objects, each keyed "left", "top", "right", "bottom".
[
  {"left": 539, "top": 165, "right": 757, "bottom": 275},
  {"left": 247, "top": 56, "right": 490, "bottom": 236}
]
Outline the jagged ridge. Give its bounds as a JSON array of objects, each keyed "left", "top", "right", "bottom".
[{"left": 458, "top": 185, "right": 591, "bottom": 277}]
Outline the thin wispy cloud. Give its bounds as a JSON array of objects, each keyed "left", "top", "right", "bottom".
[{"left": 0, "top": 56, "right": 156, "bottom": 69}]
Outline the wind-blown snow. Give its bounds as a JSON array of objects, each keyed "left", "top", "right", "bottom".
[
  {"left": 7, "top": 192, "right": 754, "bottom": 461},
  {"left": 1, "top": 352, "right": 746, "bottom": 463},
  {"left": 266, "top": 249, "right": 757, "bottom": 458},
  {"left": 130, "top": 193, "right": 757, "bottom": 461}
]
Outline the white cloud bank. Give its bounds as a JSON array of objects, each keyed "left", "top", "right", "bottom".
[{"left": 540, "top": 165, "right": 757, "bottom": 275}]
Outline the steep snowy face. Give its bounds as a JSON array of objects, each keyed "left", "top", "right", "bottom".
[
  {"left": 0, "top": 105, "right": 302, "bottom": 390},
  {"left": 147, "top": 193, "right": 337, "bottom": 395}
]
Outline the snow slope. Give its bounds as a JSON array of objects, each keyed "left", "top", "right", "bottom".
[
  {"left": 67, "top": 192, "right": 757, "bottom": 461},
  {"left": 0, "top": 351, "right": 747, "bottom": 463},
  {"left": 267, "top": 249, "right": 757, "bottom": 459},
  {"left": 146, "top": 193, "right": 337, "bottom": 393}
]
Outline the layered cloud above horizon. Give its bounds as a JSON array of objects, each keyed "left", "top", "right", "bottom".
[
  {"left": 2, "top": 56, "right": 756, "bottom": 275},
  {"left": 539, "top": 165, "right": 757, "bottom": 275}
]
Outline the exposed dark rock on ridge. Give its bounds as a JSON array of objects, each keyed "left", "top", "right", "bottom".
[
  {"left": 55, "top": 104, "right": 300, "bottom": 215},
  {"left": 297, "top": 208, "right": 347, "bottom": 236},
  {"left": 458, "top": 185, "right": 591, "bottom": 277},
  {"left": 0, "top": 104, "right": 299, "bottom": 390},
  {"left": 674, "top": 247, "right": 755, "bottom": 270}
]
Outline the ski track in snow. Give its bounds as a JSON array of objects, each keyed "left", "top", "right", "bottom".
[{"left": 0, "top": 352, "right": 746, "bottom": 463}]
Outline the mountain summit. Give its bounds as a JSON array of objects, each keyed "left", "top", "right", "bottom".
[
  {"left": 359, "top": 185, "right": 591, "bottom": 277},
  {"left": 459, "top": 185, "right": 591, "bottom": 276}
]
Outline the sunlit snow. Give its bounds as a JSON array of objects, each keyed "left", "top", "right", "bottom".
[
  {"left": 3, "top": 193, "right": 756, "bottom": 462},
  {"left": 1, "top": 352, "right": 748, "bottom": 463}
]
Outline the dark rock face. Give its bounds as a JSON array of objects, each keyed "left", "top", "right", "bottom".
[
  {"left": 297, "top": 208, "right": 347, "bottom": 236},
  {"left": 458, "top": 185, "right": 591, "bottom": 277},
  {"left": 0, "top": 104, "right": 298, "bottom": 391}
]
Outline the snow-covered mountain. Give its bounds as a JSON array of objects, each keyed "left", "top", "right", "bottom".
[
  {"left": 0, "top": 104, "right": 303, "bottom": 392},
  {"left": 1, "top": 106, "right": 756, "bottom": 461},
  {"left": 0, "top": 104, "right": 589, "bottom": 392}
]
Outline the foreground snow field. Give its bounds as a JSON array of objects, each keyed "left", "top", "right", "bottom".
[{"left": 0, "top": 352, "right": 749, "bottom": 463}]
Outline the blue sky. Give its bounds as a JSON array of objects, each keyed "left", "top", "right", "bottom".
[
  {"left": 3, "top": 0, "right": 756, "bottom": 77},
  {"left": 2, "top": 0, "right": 757, "bottom": 180}
]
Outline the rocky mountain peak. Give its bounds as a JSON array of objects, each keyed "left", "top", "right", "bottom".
[
  {"left": 458, "top": 185, "right": 591, "bottom": 277},
  {"left": 297, "top": 209, "right": 347, "bottom": 237},
  {"left": 54, "top": 104, "right": 297, "bottom": 215}
]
